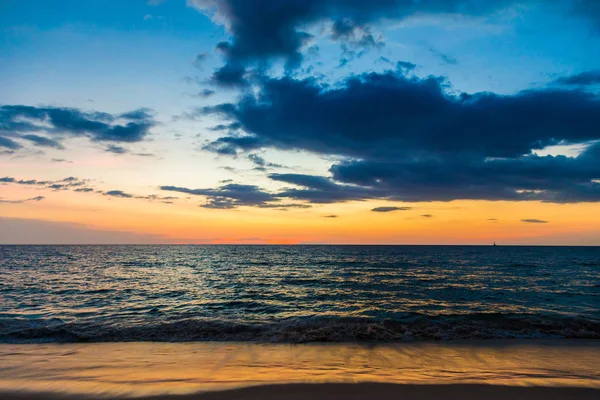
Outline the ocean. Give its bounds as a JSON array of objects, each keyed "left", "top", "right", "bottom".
[{"left": 1, "top": 245, "right": 599, "bottom": 343}]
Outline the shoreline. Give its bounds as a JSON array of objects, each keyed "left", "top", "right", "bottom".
[
  {"left": 2, "top": 383, "right": 600, "bottom": 400},
  {"left": 1, "top": 340, "right": 598, "bottom": 397}
]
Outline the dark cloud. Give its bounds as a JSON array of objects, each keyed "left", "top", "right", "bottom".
[
  {"left": 185, "top": 0, "right": 600, "bottom": 88},
  {"left": 160, "top": 182, "right": 310, "bottom": 209},
  {"left": 371, "top": 206, "right": 412, "bottom": 212},
  {"left": 0, "top": 136, "right": 22, "bottom": 150},
  {"left": 0, "top": 176, "right": 85, "bottom": 189},
  {"left": 0, "top": 105, "right": 156, "bottom": 151},
  {"left": 421, "top": 214, "right": 433, "bottom": 218},
  {"left": 396, "top": 60, "right": 417, "bottom": 72},
  {"left": 324, "top": 214, "right": 338, "bottom": 218},
  {"left": 21, "top": 134, "right": 64, "bottom": 149},
  {"left": 248, "top": 153, "right": 283, "bottom": 170},
  {"left": 197, "top": 89, "right": 216, "bottom": 98},
  {"left": 202, "top": 134, "right": 267, "bottom": 155},
  {"left": 189, "top": 0, "right": 522, "bottom": 85},
  {"left": 43, "top": 176, "right": 89, "bottom": 191},
  {"left": 200, "top": 70, "right": 600, "bottom": 203},
  {"left": 521, "top": 219, "right": 549, "bottom": 224},
  {"left": 269, "top": 173, "right": 378, "bottom": 203},
  {"left": 119, "top": 108, "right": 154, "bottom": 121},
  {"left": 106, "top": 145, "right": 128, "bottom": 154},
  {"left": 160, "top": 183, "right": 276, "bottom": 208},
  {"left": 210, "top": 63, "right": 248, "bottom": 88},
  {"left": 553, "top": 70, "right": 600, "bottom": 86},
  {"left": 104, "top": 190, "right": 134, "bottom": 198}
]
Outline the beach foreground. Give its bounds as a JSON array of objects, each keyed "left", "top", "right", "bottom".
[
  {"left": 1, "top": 340, "right": 599, "bottom": 398},
  {"left": 2, "top": 383, "right": 600, "bottom": 400}
]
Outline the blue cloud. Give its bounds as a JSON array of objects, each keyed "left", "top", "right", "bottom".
[
  {"left": 553, "top": 70, "right": 600, "bottom": 86},
  {"left": 0, "top": 136, "right": 22, "bottom": 150},
  {"left": 0, "top": 105, "right": 156, "bottom": 151},
  {"left": 191, "top": 0, "right": 520, "bottom": 76},
  {"left": 21, "top": 134, "right": 64, "bottom": 149},
  {"left": 191, "top": 0, "right": 600, "bottom": 87},
  {"left": 104, "top": 190, "right": 134, "bottom": 198},
  {"left": 106, "top": 145, "right": 128, "bottom": 154},
  {"left": 200, "top": 70, "right": 600, "bottom": 203},
  {"left": 160, "top": 183, "right": 311, "bottom": 209}
]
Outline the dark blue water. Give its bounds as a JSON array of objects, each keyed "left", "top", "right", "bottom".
[{"left": 0, "top": 245, "right": 599, "bottom": 342}]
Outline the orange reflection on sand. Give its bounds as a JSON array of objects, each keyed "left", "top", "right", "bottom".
[{"left": 0, "top": 341, "right": 599, "bottom": 397}]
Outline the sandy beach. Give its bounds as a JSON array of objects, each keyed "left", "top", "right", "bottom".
[
  {"left": 1, "top": 340, "right": 599, "bottom": 399},
  {"left": 2, "top": 383, "right": 600, "bottom": 400}
]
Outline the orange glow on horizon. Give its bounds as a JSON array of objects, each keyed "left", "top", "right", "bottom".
[{"left": 1, "top": 181, "right": 599, "bottom": 245}]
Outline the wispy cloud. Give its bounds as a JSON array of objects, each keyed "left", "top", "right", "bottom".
[
  {"left": 521, "top": 219, "right": 549, "bottom": 224},
  {"left": 0, "top": 196, "right": 45, "bottom": 204},
  {"left": 371, "top": 207, "right": 412, "bottom": 213}
]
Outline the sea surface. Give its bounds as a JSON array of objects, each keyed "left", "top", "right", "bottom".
[{"left": 0, "top": 245, "right": 599, "bottom": 342}]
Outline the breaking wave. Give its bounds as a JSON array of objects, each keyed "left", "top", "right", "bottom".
[{"left": 2, "top": 314, "right": 599, "bottom": 343}]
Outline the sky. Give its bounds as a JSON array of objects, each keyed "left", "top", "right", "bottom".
[{"left": 1, "top": 0, "right": 600, "bottom": 245}]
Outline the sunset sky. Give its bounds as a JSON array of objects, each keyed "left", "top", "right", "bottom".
[{"left": 1, "top": 0, "right": 600, "bottom": 245}]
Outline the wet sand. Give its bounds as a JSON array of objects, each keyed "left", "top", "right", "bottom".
[
  {"left": 1, "top": 340, "right": 599, "bottom": 398},
  {"left": 2, "top": 383, "right": 600, "bottom": 400}
]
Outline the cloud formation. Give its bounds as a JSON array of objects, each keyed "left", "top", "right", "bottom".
[
  {"left": 1, "top": 176, "right": 176, "bottom": 204},
  {"left": 521, "top": 219, "right": 549, "bottom": 224},
  {"left": 553, "top": 70, "right": 600, "bottom": 86},
  {"left": 21, "top": 134, "right": 64, "bottom": 149},
  {"left": 0, "top": 196, "right": 45, "bottom": 204},
  {"left": 189, "top": 0, "right": 531, "bottom": 86},
  {"left": 0, "top": 136, "right": 22, "bottom": 150},
  {"left": 0, "top": 105, "right": 156, "bottom": 152},
  {"left": 200, "top": 70, "right": 600, "bottom": 203},
  {"left": 269, "top": 173, "right": 378, "bottom": 203},
  {"left": 247, "top": 154, "right": 283, "bottom": 170},
  {"left": 160, "top": 182, "right": 310, "bottom": 209},
  {"left": 189, "top": 0, "right": 600, "bottom": 87},
  {"left": 0, "top": 176, "right": 86, "bottom": 189},
  {"left": 104, "top": 190, "right": 134, "bottom": 198},
  {"left": 371, "top": 206, "right": 412, "bottom": 212},
  {"left": 106, "top": 145, "right": 129, "bottom": 154}
]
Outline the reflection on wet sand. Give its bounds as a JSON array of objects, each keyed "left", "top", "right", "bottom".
[{"left": 0, "top": 340, "right": 599, "bottom": 398}]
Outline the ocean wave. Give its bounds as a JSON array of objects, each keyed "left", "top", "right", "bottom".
[{"left": 1, "top": 314, "right": 599, "bottom": 343}]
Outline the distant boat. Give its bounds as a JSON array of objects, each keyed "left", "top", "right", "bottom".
[{"left": 493, "top": 241, "right": 498, "bottom": 247}]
